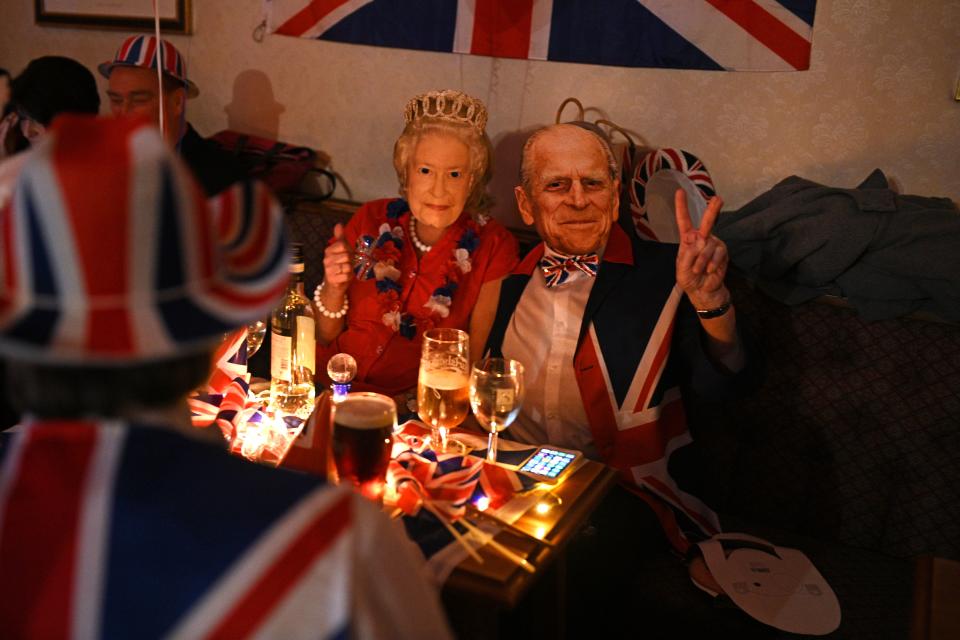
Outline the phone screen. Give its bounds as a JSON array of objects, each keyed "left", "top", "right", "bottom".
[{"left": 519, "top": 448, "right": 577, "bottom": 479}]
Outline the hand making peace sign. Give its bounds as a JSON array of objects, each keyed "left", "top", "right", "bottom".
[{"left": 674, "top": 189, "right": 730, "bottom": 312}]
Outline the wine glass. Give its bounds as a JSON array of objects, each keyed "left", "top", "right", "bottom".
[
  {"left": 417, "top": 328, "right": 470, "bottom": 453},
  {"left": 245, "top": 320, "right": 267, "bottom": 356},
  {"left": 469, "top": 358, "right": 524, "bottom": 463}
]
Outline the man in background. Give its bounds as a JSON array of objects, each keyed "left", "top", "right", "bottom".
[{"left": 100, "top": 34, "right": 243, "bottom": 195}]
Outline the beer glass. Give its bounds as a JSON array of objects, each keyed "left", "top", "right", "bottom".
[
  {"left": 418, "top": 328, "right": 470, "bottom": 452},
  {"left": 469, "top": 358, "right": 524, "bottom": 463},
  {"left": 331, "top": 392, "right": 396, "bottom": 501}
]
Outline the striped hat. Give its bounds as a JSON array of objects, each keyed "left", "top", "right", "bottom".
[
  {"left": 0, "top": 114, "right": 290, "bottom": 364},
  {"left": 99, "top": 34, "right": 199, "bottom": 98}
]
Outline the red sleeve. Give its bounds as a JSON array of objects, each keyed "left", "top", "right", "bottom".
[{"left": 475, "top": 220, "right": 519, "bottom": 284}]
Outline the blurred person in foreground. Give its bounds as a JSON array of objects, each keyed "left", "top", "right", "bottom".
[
  {"left": 315, "top": 89, "right": 518, "bottom": 400},
  {"left": 0, "top": 114, "right": 452, "bottom": 639},
  {"left": 485, "top": 123, "right": 757, "bottom": 633},
  {"left": 0, "top": 55, "right": 101, "bottom": 430},
  {"left": 100, "top": 34, "right": 243, "bottom": 195}
]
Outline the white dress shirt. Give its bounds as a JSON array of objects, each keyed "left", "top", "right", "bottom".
[{"left": 502, "top": 249, "right": 600, "bottom": 459}]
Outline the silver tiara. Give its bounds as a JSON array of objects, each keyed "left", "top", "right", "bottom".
[{"left": 403, "top": 90, "right": 488, "bottom": 133}]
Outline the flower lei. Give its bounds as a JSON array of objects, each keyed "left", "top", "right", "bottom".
[{"left": 354, "top": 199, "right": 482, "bottom": 340}]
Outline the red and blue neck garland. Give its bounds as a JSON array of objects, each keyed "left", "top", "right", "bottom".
[{"left": 354, "top": 199, "right": 481, "bottom": 340}]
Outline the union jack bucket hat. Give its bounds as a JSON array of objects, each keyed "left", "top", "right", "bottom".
[
  {"left": 98, "top": 34, "right": 199, "bottom": 98},
  {"left": 0, "top": 115, "right": 290, "bottom": 364}
]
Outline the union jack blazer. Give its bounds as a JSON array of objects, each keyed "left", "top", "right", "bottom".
[{"left": 487, "top": 224, "right": 754, "bottom": 553}]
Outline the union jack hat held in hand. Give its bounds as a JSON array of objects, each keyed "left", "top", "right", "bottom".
[
  {"left": 0, "top": 115, "right": 290, "bottom": 364},
  {"left": 98, "top": 34, "right": 199, "bottom": 98}
]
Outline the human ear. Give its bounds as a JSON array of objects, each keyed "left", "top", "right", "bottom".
[
  {"left": 168, "top": 88, "right": 186, "bottom": 120},
  {"left": 515, "top": 186, "right": 535, "bottom": 226}
]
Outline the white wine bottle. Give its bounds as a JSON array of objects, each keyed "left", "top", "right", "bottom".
[{"left": 270, "top": 243, "right": 316, "bottom": 421}]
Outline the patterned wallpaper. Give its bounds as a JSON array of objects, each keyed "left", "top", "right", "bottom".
[{"left": 1, "top": 0, "right": 957, "bottom": 228}]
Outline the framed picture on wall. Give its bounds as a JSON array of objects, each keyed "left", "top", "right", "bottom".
[{"left": 35, "top": 1, "right": 191, "bottom": 34}]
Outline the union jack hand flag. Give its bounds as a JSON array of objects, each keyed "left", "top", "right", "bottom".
[
  {"left": 188, "top": 328, "right": 264, "bottom": 442},
  {"left": 266, "top": 0, "right": 817, "bottom": 71},
  {"left": 389, "top": 421, "right": 536, "bottom": 520}
]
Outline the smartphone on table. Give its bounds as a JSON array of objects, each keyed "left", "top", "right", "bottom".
[{"left": 514, "top": 446, "right": 582, "bottom": 484}]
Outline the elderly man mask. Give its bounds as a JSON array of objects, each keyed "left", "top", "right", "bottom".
[
  {"left": 488, "top": 121, "right": 757, "bottom": 534},
  {"left": 484, "top": 123, "right": 759, "bottom": 634},
  {"left": 515, "top": 124, "right": 743, "bottom": 367}
]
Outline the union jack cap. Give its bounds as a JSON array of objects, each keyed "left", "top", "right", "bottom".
[
  {"left": 98, "top": 34, "right": 199, "bottom": 98},
  {"left": 0, "top": 115, "right": 290, "bottom": 364}
]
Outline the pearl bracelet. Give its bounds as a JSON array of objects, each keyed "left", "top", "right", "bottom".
[{"left": 313, "top": 282, "right": 349, "bottom": 319}]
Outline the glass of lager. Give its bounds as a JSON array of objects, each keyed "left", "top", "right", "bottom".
[
  {"left": 417, "top": 328, "right": 470, "bottom": 453},
  {"left": 331, "top": 392, "right": 396, "bottom": 501}
]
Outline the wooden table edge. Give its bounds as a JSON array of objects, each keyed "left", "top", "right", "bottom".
[{"left": 443, "top": 460, "right": 619, "bottom": 608}]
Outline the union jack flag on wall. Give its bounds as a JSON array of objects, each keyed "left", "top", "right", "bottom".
[{"left": 265, "top": 0, "right": 818, "bottom": 71}]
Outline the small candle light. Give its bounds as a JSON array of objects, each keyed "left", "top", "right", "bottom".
[
  {"left": 240, "top": 424, "right": 266, "bottom": 461},
  {"left": 475, "top": 496, "right": 491, "bottom": 512},
  {"left": 535, "top": 492, "right": 562, "bottom": 515}
]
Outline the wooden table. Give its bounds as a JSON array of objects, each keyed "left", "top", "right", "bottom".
[{"left": 441, "top": 459, "right": 618, "bottom": 637}]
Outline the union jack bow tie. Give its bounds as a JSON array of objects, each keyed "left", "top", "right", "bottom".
[{"left": 539, "top": 252, "right": 600, "bottom": 288}]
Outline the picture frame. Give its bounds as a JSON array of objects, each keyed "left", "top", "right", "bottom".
[{"left": 35, "top": 0, "right": 191, "bottom": 34}]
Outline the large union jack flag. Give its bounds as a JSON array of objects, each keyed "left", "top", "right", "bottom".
[{"left": 266, "top": 0, "right": 818, "bottom": 71}]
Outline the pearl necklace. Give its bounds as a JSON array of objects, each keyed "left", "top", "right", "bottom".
[{"left": 408, "top": 217, "right": 432, "bottom": 253}]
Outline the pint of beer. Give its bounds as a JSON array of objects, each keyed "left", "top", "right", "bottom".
[
  {"left": 331, "top": 392, "right": 396, "bottom": 500},
  {"left": 417, "top": 328, "right": 470, "bottom": 452},
  {"left": 417, "top": 368, "right": 470, "bottom": 429}
]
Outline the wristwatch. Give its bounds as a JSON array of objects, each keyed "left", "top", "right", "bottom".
[{"left": 696, "top": 300, "right": 732, "bottom": 319}]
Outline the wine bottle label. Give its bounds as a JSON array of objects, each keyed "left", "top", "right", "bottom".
[
  {"left": 295, "top": 315, "right": 316, "bottom": 375},
  {"left": 495, "top": 388, "right": 515, "bottom": 412},
  {"left": 271, "top": 333, "right": 293, "bottom": 382}
]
